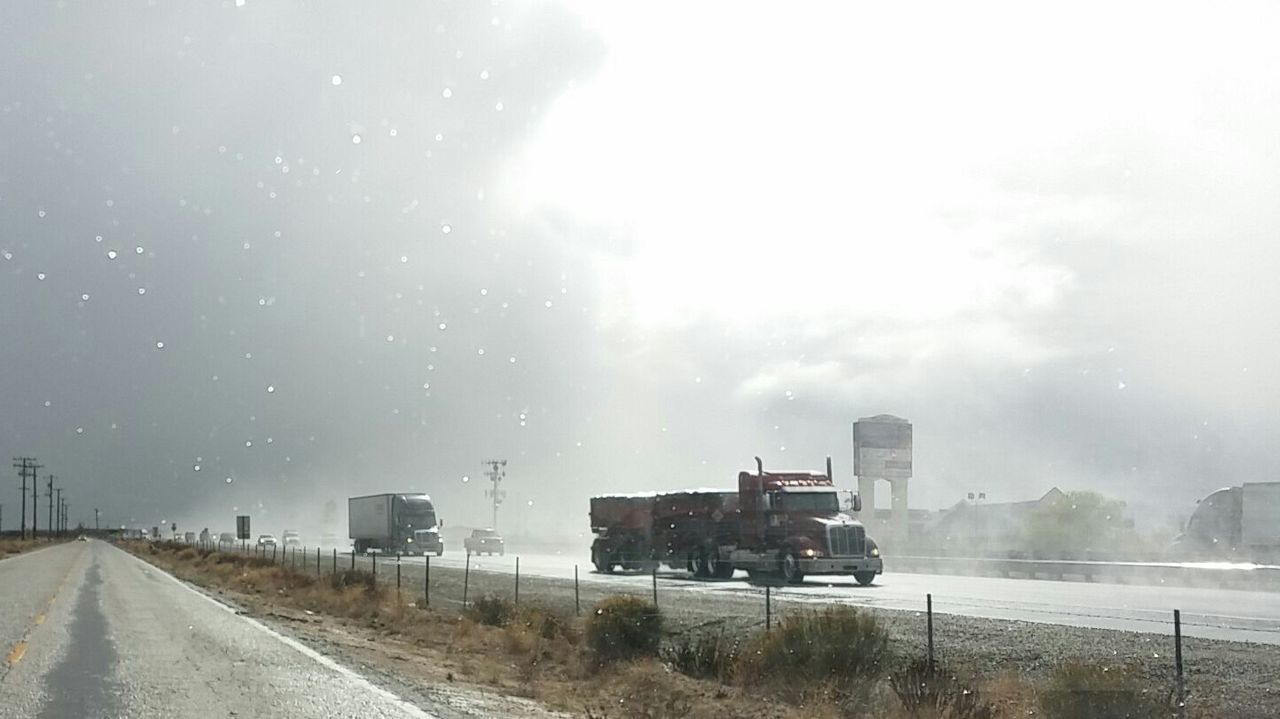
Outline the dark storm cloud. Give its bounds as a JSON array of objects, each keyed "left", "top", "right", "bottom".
[{"left": 1, "top": 1, "right": 608, "bottom": 535}]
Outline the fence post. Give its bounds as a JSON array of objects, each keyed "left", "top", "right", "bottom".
[
  {"left": 350, "top": 549, "right": 355, "bottom": 570},
  {"left": 424, "top": 555, "right": 430, "bottom": 608},
  {"left": 272, "top": 545, "right": 277, "bottom": 563},
  {"left": 927, "top": 593, "right": 935, "bottom": 675},
  {"left": 396, "top": 554, "right": 401, "bottom": 592},
  {"left": 463, "top": 552, "right": 471, "bottom": 609},
  {"left": 332, "top": 548, "right": 337, "bottom": 574},
  {"left": 651, "top": 565, "right": 658, "bottom": 606},
  {"left": 316, "top": 547, "right": 320, "bottom": 576},
  {"left": 574, "top": 564, "right": 580, "bottom": 616},
  {"left": 372, "top": 551, "right": 377, "bottom": 577},
  {"left": 515, "top": 556, "right": 520, "bottom": 605},
  {"left": 766, "top": 585, "right": 772, "bottom": 631},
  {"left": 1174, "top": 609, "right": 1184, "bottom": 713}
]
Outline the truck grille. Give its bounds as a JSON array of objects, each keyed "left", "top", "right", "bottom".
[{"left": 827, "top": 525, "right": 866, "bottom": 557}]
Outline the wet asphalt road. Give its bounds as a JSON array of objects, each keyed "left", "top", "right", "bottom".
[
  {"left": 0, "top": 541, "right": 436, "bottom": 718},
  {"left": 398, "top": 550, "right": 1280, "bottom": 644}
]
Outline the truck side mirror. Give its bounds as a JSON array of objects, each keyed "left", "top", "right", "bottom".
[{"left": 852, "top": 494, "right": 862, "bottom": 513}]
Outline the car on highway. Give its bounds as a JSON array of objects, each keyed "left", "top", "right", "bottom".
[
  {"left": 281, "top": 529, "right": 301, "bottom": 547},
  {"left": 77, "top": 534, "right": 87, "bottom": 542},
  {"left": 464, "top": 528, "right": 505, "bottom": 556},
  {"left": 257, "top": 534, "right": 278, "bottom": 547},
  {"left": 218, "top": 532, "right": 236, "bottom": 546}
]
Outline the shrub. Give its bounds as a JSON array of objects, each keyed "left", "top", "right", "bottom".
[
  {"left": 514, "top": 604, "right": 573, "bottom": 641},
  {"left": 585, "top": 596, "right": 663, "bottom": 663},
  {"left": 661, "top": 630, "right": 738, "bottom": 680},
  {"left": 890, "top": 658, "right": 995, "bottom": 719},
  {"left": 466, "top": 594, "right": 515, "bottom": 627},
  {"left": 737, "top": 606, "right": 892, "bottom": 685},
  {"left": 329, "top": 568, "right": 379, "bottom": 594},
  {"left": 177, "top": 548, "right": 198, "bottom": 561},
  {"left": 1040, "top": 661, "right": 1169, "bottom": 719}
]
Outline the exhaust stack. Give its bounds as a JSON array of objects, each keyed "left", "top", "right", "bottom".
[{"left": 755, "top": 456, "right": 764, "bottom": 476}]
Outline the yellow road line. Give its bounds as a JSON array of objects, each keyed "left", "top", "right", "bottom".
[{"left": 5, "top": 641, "right": 26, "bottom": 666}]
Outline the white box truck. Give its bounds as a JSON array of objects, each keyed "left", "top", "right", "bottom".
[{"left": 348, "top": 493, "right": 443, "bottom": 556}]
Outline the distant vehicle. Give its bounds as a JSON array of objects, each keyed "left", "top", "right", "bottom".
[
  {"left": 464, "top": 529, "right": 505, "bottom": 556},
  {"left": 218, "top": 532, "right": 236, "bottom": 546},
  {"left": 184, "top": 532, "right": 197, "bottom": 544},
  {"left": 348, "top": 493, "right": 443, "bottom": 556},
  {"left": 1175, "top": 481, "right": 1280, "bottom": 562},
  {"left": 281, "top": 530, "right": 301, "bottom": 547},
  {"left": 590, "top": 456, "right": 882, "bottom": 585},
  {"left": 257, "top": 534, "right": 278, "bottom": 547},
  {"left": 76, "top": 535, "right": 87, "bottom": 542}
]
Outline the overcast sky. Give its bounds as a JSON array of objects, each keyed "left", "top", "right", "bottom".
[{"left": 2, "top": 1, "right": 1278, "bottom": 538}]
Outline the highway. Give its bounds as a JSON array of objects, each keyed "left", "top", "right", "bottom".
[
  {"left": 0, "top": 541, "right": 434, "bottom": 718},
  {"left": 405, "top": 549, "right": 1280, "bottom": 645}
]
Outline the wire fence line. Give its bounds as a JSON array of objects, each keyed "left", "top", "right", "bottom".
[{"left": 172, "top": 538, "right": 1200, "bottom": 713}]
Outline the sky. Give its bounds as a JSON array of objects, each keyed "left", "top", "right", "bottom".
[{"left": 2, "top": 1, "right": 1278, "bottom": 539}]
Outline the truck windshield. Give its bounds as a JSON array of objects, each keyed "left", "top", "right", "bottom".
[
  {"left": 399, "top": 498, "right": 437, "bottom": 529},
  {"left": 780, "top": 492, "right": 839, "bottom": 513}
]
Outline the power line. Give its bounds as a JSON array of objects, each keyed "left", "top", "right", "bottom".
[
  {"left": 482, "top": 459, "right": 507, "bottom": 531},
  {"left": 12, "top": 457, "right": 41, "bottom": 540},
  {"left": 46, "top": 474, "right": 55, "bottom": 540}
]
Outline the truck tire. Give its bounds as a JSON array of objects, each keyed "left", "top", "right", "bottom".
[
  {"left": 709, "top": 549, "right": 734, "bottom": 579},
  {"left": 854, "top": 571, "right": 876, "bottom": 586},
  {"left": 592, "top": 547, "right": 615, "bottom": 573},
  {"left": 436, "top": 548, "right": 443, "bottom": 557},
  {"left": 781, "top": 549, "right": 805, "bottom": 584},
  {"left": 694, "top": 551, "right": 711, "bottom": 578}
]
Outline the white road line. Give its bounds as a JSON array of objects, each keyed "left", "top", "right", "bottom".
[{"left": 120, "top": 548, "right": 438, "bottom": 719}]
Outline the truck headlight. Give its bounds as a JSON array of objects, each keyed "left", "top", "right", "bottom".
[
  {"left": 870, "top": 547, "right": 880, "bottom": 557},
  {"left": 804, "top": 548, "right": 817, "bottom": 557},
  {"left": 407, "top": 538, "right": 414, "bottom": 543}
]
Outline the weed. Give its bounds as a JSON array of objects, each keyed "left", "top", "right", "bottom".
[
  {"left": 585, "top": 596, "right": 663, "bottom": 663},
  {"left": 890, "top": 658, "right": 995, "bottom": 719},
  {"left": 737, "top": 606, "right": 893, "bottom": 686},
  {"left": 1039, "top": 660, "right": 1169, "bottom": 719},
  {"left": 466, "top": 593, "right": 515, "bottom": 627},
  {"left": 661, "top": 630, "right": 738, "bottom": 681}
]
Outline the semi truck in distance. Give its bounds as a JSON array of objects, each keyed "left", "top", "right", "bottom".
[
  {"left": 590, "top": 457, "right": 883, "bottom": 585},
  {"left": 348, "top": 493, "right": 444, "bottom": 556},
  {"left": 1175, "top": 481, "right": 1280, "bottom": 563}
]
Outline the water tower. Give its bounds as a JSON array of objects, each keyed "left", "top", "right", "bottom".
[{"left": 853, "top": 415, "right": 912, "bottom": 547}]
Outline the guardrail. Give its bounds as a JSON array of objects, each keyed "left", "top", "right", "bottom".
[{"left": 890, "top": 554, "right": 1280, "bottom": 591}]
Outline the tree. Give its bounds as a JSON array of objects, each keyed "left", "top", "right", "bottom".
[{"left": 1021, "top": 490, "right": 1132, "bottom": 558}]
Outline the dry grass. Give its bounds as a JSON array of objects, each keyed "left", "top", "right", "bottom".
[
  {"left": 126, "top": 541, "right": 1130, "bottom": 719},
  {"left": 1, "top": 538, "right": 46, "bottom": 555}
]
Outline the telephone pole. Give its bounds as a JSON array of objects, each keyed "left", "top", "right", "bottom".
[
  {"left": 63, "top": 502, "right": 70, "bottom": 533},
  {"left": 13, "top": 457, "right": 41, "bottom": 539},
  {"left": 46, "top": 474, "right": 55, "bottom": 540},
  {"left": 482, "top": 459, "right": 507, "bottom": 530},
  {"left": 55, "top": 489, "right": 63, "bottom": 536},
  {"left": 94, "top": 507, "right": 100, "bottom": 531}
]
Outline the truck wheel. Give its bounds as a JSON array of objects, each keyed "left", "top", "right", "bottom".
[
  {"left": 709, "top": 550, "right": 734, "bottom": 579},
  {"left": 781, "top": 549, "right": 805, "bottom": 584},
  {"left": 436, "top": 549, "right": 443, "bottom": 557},
  {"left": 854, "top": 571, "right": 876, "bottom": 586},
  {"left": 694, "top": 551, "right": 711, "bottom": 578}
]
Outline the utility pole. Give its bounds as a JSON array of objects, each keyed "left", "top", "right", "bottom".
[
  {"left": 94, "top": 507, "right": 100, "bottom": 531},
  {"left": 55, "top": 489, "right": 62, "bottom": 535},
  {"left": 31, "top": 462, "right": 42, "bottom": 538},
  {"left": 64, "top": 503, "right": 70, "bottom": 533},
  {"left": 46, "top": 474, "right": 55, "bottom": 540},
  {"left": 13, "top": 457, "right": 41, "bottom": 539},
  {"left": 482, "top": 459, "right": 507, "bottom": 530}
]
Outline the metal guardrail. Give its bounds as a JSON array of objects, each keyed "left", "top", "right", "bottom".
[{"left": 889, "top": 554, "right": 1280, "bottom": 590}]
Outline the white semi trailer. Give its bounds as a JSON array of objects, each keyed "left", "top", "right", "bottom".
[{"left": 1176, "top": 481, "right": 1280, "bottom": 562}]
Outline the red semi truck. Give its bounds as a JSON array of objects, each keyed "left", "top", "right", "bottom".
[{"left": 590, "top": 457, "right": 883, "bottom": 585}]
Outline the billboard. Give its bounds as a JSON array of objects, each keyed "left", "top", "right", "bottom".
[
  {"left": 853, "top": 415, "right": 912, "bottom": 479},
  {"left": 236, "top": 515, "right": 251, "bottom": 540}
]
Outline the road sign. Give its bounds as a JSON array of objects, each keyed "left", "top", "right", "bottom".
[{"left": 236, "top": 515, "right": 251, "bottom": 540}]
